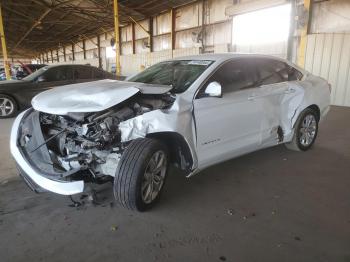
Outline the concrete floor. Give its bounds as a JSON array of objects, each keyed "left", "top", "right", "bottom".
[{"left": 0, "top": 106, "right": 349, "bottom": 262}]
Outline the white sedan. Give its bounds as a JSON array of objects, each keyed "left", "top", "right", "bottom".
[{"left": 11, "top": 54, "right": 330, "bottom": 211}]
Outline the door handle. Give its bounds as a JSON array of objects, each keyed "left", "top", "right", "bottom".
[
  {"left": 284, "top": 88, "right": 296, "bottom": 94},
  {"left": 248, "top": 94, "right": 257, "bottom": 101}
]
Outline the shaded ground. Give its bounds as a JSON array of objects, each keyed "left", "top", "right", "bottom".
[{"left": 0, "top": 106, "right": 349, "bottom": 262}]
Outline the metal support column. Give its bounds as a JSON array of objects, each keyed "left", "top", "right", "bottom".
[
  {"left": 297, "top": 0, "right": 311, "bottom": 67},
  {"left": 0, "top": 4, "right": 10, "bottom": 80},
  {"left": 83, "top": 39, "right": 86, "bottom": 60},
  {"left": 113, "top": 0, "right": 121, "bottom": 75},
  {"left": 63, "top": 46, "right": 66, "bottom": 62},
  {"left": 287, "top": 0, "right": 296, "bottom": 61},
  {"left": 171, "top": 9, "right": 176, "bottom": 53},
  {"left": 97, "top": 35, "right": 102, "bottom": 69},
  {"left": 131, "top": 22, "right": 135, "bottom": 54},
  {"left": 71, "top": 43, "right": 75, "bottom": 61},
  {"left": 149, "top": 17, "right": 153, "bottom": 52},
  {"left": 128, "top": 16, "right": 151, "bottom": 53}
]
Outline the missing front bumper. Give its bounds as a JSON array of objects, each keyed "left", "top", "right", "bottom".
[{"left": 10, "top": 110, "right": 85, "bottom": 195}]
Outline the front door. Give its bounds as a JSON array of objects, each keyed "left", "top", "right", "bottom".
[
  {"left": 25, "top": 66, "right": 74, "bottom": 105},
  {"left": 193, "top": 59, "right": 263, "bottom": 169},
  {"left": 35, "top": 66, "right": 73, "bottom": 91}
]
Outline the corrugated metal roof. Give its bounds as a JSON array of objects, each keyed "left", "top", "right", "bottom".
[{"left": 0, "top": 0, "right": 196, "bottom": 57}]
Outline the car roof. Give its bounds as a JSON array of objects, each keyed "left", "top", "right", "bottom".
[
  {"left": 172, "top": 53, "right": 289, "bottom": 63},
  {"left": 25, "top": 64, "right": 46, "bottom": 66},
  {"left": 44, "top": 64, "right": 94, "bottom": 69},
  {"left": 171, "top": 53, "right": 306, "bottom": 74}
]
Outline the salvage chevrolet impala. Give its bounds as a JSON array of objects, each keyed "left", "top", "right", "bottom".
[{"left": 10, "top": 54, "right": 330, "bottom": 211}]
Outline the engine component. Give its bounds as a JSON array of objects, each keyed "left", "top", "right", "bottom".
[{"left": 39, "top": 94, "right": 172, "bottom": 177}]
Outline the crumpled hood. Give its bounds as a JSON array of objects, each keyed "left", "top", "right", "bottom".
[{"left": 32, "top": 79, "right": 172, "bottom": 115}]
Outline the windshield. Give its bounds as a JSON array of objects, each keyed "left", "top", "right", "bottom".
[
  {"left": 22, "top": 66, "right": 49, "bottom": 81},
  {"left": 128, "top": 60, "right": 213, "bottom": 93}
]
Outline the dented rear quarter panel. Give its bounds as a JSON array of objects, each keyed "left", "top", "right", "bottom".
[{"left": 290, "top": 74, "right": 330, "bottom": 126}]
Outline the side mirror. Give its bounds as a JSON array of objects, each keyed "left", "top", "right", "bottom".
[
  {"left": 203, "top": 81, "right": 222, "bottom": 98},
  {"left": 37, "top": 75, "right": 46, "bottom": 83}
]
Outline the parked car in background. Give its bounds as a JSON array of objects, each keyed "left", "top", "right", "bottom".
[
  {"left": 0, "top": 71, "right": 16, "bottom": 81},
  {"left": 0, "top": 64, "right": 119, "bottom": 118},
  {"left": 10, "top": 54, "right": 331, "bottom": 211},
  {"left": 16, "top": 64, "right": 47, "bottom": 80}
]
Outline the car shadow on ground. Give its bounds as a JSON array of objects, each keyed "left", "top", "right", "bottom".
[{"left": 2, "top": 140, "right": 348, "bottom": 215}]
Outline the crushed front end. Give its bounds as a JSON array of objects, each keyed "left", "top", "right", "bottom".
[{"left": 10, "top": 93, "right": 174, "bottom": 195}]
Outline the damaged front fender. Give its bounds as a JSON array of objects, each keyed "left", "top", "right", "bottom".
[{"left": 119, "top": 103, "right": 198, "bottom": 171}]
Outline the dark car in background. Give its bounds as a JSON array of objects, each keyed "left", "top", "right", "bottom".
[
  {"left": 0, "top": 64, "right": 120, "bottom": 118},
  {"left": 16, "top": 64, "right": 47, "bottom": 80}
]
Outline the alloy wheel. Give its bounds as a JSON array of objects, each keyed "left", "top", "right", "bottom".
[
  {"left": 299, "top": 114, "right": 317, "bottom": 146},
  {"left": 0, "top": 97, "right": 14, "bottom": 117},
  {"left": 141, "top": 150, "right": 167, "bottom": 204}
]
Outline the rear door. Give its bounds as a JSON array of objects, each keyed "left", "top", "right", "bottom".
[
  {"left": 92, "top": 67, "right": 111, "bottom": 80},
  {"left": 255, "top": 59, "right": 299, "bottom": 146},
  {"left": 73, "top": 65, "right": 94, "bottom": 83},
  {"left": 194, "top": 58, "right": 264, "bottom": 168}
]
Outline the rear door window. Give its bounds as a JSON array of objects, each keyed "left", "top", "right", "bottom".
[
  {"left": 256, "top": 59, "right": 304, "bottom": 85},
  {"left": 93, "top": 68, "right": 105, "bottom": 79},
  {"left": 43, "top": 66, "right": 73, "bottom": 81},
  {"left": 73, "top": 66, "right": 93, "bottom": 80},
  {"left": 287, "top": 66, "right": 303, "bottom": 81},
  {"left": 256, "top": 59, "right": 288, "bottom": 86}
]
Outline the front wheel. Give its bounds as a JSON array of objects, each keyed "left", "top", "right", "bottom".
[
  {"left": 114, "top": 138, "right": 168, "bottom": 211},
  {"left": 285, "top": 108, "right": 319, "bottom": 151}
]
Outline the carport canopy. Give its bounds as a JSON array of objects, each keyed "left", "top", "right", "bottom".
[{"left": 0, "top": 0, "right": 194, "bottom": 58}]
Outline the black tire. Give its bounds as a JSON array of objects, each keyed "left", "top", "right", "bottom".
[
  {"left": 0, "top": 94, "right": 18, "bottom": 118},
  {"left": 285, "top": 108, "right": 319, "bottom": 151},
  {"left": 114, "top": 138, "right": 169, "bottom": 211}
]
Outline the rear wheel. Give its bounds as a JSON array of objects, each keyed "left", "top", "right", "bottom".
[
  {"left": 113, "top": 138, "right": 168, "bottom": 211},
  {"left": 0, "top": 94, "right": 17, "bottom": 118},
  {"left": 285, "top": 108, "right": 318, "bottom": 151}
]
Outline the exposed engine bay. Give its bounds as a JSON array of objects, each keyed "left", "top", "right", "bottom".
[{"left": 38, "top": 93, "right": 174, "bottom": 178}]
